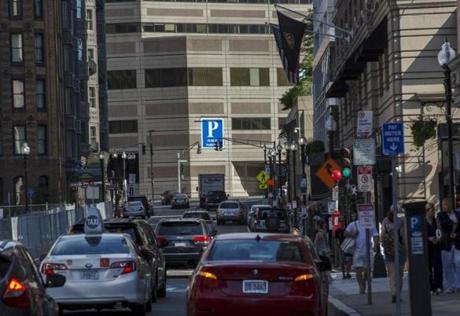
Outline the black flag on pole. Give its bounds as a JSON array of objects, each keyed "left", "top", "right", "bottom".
[{"left": 273, "top": 10, "right": 307, "bottom": 84}]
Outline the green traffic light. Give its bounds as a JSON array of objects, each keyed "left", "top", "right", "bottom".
[{"left": 342, "top": 167, "right": 351, "bottom": 177}]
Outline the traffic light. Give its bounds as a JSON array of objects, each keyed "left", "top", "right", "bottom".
[{"left": 142, "top": 144, "right": 146, "bottom": 155}]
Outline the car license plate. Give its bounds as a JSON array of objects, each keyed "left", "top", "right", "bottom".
[
  {"left": 242, "top": 280, "right": 268, "bottom": 294},
  {"left": 81, "top": 270, "right": 99, "bottom": 280},
  {"left": 174, "top": 242, "right": 187, "bottom": 247}
]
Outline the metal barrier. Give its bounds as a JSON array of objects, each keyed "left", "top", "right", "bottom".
[{"left": 0, "top": 202, "right": 113, "bottom": 258}]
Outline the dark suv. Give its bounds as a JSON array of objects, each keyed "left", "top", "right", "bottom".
[
  {"left": 204, "top": 191, "right": 227, "bottom": 210},
  {"left": 69, "top": 218, "right": 166, "bottom": 300},
  {"left": 0, "top": 241, "right": 65, "bottom": 316},
  {"left": 155, "top": 219, "right": 211, "bottom": 268}
]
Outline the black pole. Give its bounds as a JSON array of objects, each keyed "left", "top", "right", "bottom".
[
  {"left": 24, "top": 155, "right": 29, "bottom": 213},
  {"left": 292, "top": 148, "right": 298, "bottom": 224},
  {"left": 444, "top": 65, "right": 456, "bottom": 210},
  {"left": 278, "top": 148, "right": 282, "bottom": 196},
  {"left": 286, "top": 149, "right": 292, "bottom": 205},
  {"left": 149, "top": 131, "right": 155, "bottom": 202},
  {"left": 328, "top": 131, "right": 334, "bottom": 158},
  {"left": 100, "top": 157, "right": 105, "bottom": 202}
]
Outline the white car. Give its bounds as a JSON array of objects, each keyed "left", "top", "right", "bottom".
[
  {"left": 123, "top": 200, "right": 149, "bottom": 218},
  {"left": 40, "top": 233, "right": 153, "bottom": 315},
  {"left": 216, "top": 201, "right": 243, "bottom": 225}
]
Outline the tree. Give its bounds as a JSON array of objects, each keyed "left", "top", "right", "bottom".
[{"left": 280, "top": 10, "right": 314, "bottom": 110}]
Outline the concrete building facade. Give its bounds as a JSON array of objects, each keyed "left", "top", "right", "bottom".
[
  {"left": 105, "top": 0, "right": 311, "bottom": 198},
  {"left": 318, "top": 0, "right": 457, "bottom": 219}
]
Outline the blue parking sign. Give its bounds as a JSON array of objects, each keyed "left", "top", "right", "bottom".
[
  {"left": 382, "top": 122, "right": 405, "bottom": 156},
  {"left": 201, "top": 118, "right": 224, "bottom": 149}
]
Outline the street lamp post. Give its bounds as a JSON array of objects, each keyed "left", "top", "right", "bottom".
[
  {"left": 148, "top": 130, "right": 156, "bottom": 202},
  {"left": 290, "top": 142, "right": 299, "bottom": 214},
  {"left": 122, "top": 152, "right": 127, "bottom": 202},
  {"left": 22, "top": 143, "right": 30, "bottom": 213},
  {"left": 438, "top": 40, "right": 457, "bottom": 210},
  {"left": 277, "top": 143, "right": 284, "bottom": 204},
  {"left": 99, "top": 153, "right": 105, "bottom": 203}
]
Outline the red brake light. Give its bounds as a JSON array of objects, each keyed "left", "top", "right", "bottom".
[
  {"left": 197, "top": 270, "right": 219, "bottom": 288},
  {"left": 110, "top": 261, "right": 136, "bottom": 274},
  {"left": 2, "top": 277, "right": 30, "bottom": 308},
  {"left": 41, "top": 263, "right": 68, "bottom": 276},
  {"left": 291, "top": 273, "right": 316, "bottom": 297},
  {"left": 192, "top": 235, "right": 211, "bottom": 244},
  {"left": 156, "top": 236, "right": 168, "bottom": 247}
]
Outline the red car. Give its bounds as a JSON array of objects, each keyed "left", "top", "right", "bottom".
[{"left": 186, "top": 233, "right": 330, "bottom": 316}]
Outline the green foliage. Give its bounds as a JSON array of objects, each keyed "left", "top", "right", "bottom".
[
  {"left": 410, "top": 117, "right": 437, "bottom": 149},
  {"left": 280, "top": 10, "right": 314, "bottom": 110}
]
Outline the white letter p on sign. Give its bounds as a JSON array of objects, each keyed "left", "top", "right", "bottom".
[{"left": 208, "top": 121, "right": 219, "bottom": 138}]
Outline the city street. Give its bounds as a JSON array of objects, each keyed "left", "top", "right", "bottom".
[{"left": 63, "top": 203, "right": 250, "bottom": 316}]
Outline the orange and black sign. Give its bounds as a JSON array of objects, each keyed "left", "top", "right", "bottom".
[{"left": 316, "top": 158, "right": 342, "bottom": 189}]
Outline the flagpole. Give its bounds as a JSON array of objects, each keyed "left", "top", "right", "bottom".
[{"left": 274, "top": 4, "right": 353, "bottom": 37}]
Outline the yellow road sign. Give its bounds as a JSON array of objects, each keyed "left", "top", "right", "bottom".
[
  {"left": 256, "top": 171, "right": 270, "bottom": 183},
  {"left": 259, "top": 182, "right": 268, "bottom": 189},
  {"left": 316, "top": 158, "right": 341, "bottom": 189}
]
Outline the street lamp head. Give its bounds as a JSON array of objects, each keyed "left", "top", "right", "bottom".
[
  {"left": 298, "top": 136, "right": 307, "bottom": 146},
  {"left": 269, "top": 149, "right": 276, "bottom": 157},
  {"left": 438, "top": 40, "right": 456, "bottom": 67},
  {"left": 22, "top": 142, "right": 30, "bottom": 155},
  {"left": 325, "top": 112, "right": 337, "bottom": 132},
  {"left": 121, "top": 152, "right": 127, "bottom": 159},
  {"left": 277, "top": 142, "right": 283, "bottom": 151},
  {"left": 290, "top": 143, "right": 298, "bottom": 151},
  {"left": 99, "top": 152, "right": 105, "bottom": 160},
  {"left": 113, "top": 153, "right": 118, "bottom": 158}
]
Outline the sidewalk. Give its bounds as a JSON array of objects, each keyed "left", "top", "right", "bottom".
[{"left": 328, "top": 273, "right": 460, "bottom": 316}]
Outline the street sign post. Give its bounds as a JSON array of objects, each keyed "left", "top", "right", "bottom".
[
  {"left": 382, "top": 122, "right": 405, "bottom": 315},
  {"left": 353, "top": 139, "right": 376, "bottom": 165},
  {"left": 201, "top": 118, "right": 224, "bottom": 149}
]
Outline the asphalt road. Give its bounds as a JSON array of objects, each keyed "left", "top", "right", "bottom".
[{"left": 65, "top": 201, "right": 253, "bottom": 315}]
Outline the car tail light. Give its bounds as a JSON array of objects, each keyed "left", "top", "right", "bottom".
[
  {"left": 41, "top": 263, "right": 68, "bottom": 276},
  {"left": 156, "top": 235, "right": 169, "bottom": 247},
  {"left": 192, "top": 235, "right": 211, "bottom": 245},
  {"left": 197, "top": 271, "right": 219, "bottom": 288},
  {"left": 291, "top": 273, "right": 315, "bottom": 296},
  {"left": 2, "top": 277, "right": 30, "bottom": 308},
  {"left": 110, "top": 261, "right": 136, "bottom": 274}
]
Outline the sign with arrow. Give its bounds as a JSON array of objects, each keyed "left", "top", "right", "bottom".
[
  {"left": 382, "top": 122, "right": 405, "bottom": 156},
  {"left": 316, "top": 158, "right": 341, "bottom": 189}
]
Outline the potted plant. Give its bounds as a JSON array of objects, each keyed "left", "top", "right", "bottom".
[{"left": 410, "top": 116, "right": 437, "bottom": 149}]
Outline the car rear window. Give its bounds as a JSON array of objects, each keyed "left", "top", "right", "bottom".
[
  {"left": 259, "top": 209, "right": 286, "bottom": 220},
  {"left": 128, "top": 201, "right": 142, "bottom": 206},
  {"left": 51, "top": 235, "right": 130, "bottom": 255},
  {"left": 208, "top": 240, "right": 304, "bottom": 263},
  {"left": 105, "top": 227, "right": 138, "bottom": 243},
  {"left": 158, "top": 222, "right": 203, "bottom": 235},
  {"left": 220, "top": 202, "right": 239, "bottom": 209},
  {"left": 183, "top": 212, "right": 211, "bottom": 220}
]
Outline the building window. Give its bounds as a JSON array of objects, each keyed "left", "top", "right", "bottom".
[
  {"left": 9, "top": 0, "right": 22, "bottom": 18},
  {"left": 89, "top": 87, "right": 97, "bottom": 108},
  {"left": 64, "top": 46, "right": 72, "bottom": 72},
  {"left": 10, "top": 34, "right": 23, "bottom": 63},
  {"left": 86, "top": 9, "right": 93, "bottom": 30},
  {"left": 107, "top": 70, "right": 137, "bottom": 89},
  {"left": 188, "top": 68, "right": 223, "bottom": 86},
  {"left": 90, "top": 126, "right": 97, "bottom": 149},
  {"left": 14, "top": 177, "right": 24, "bottom": 206},
  {"left": 76, "top": 0, "right": 82, "bottom": 19},
  {"left": 37, "top": 175, "right": 49, "bottom": 203},
  {"left": 277, "top": 68, "right": 291, "bottom": 86},
  {"left": 145, "top": 68, "right": 187, "bottom": 88},
  {"left": 62, "top": 1, "right": 70, "bottom": 28},
  {"left": 88, "top": 48, "right": 95, "bottom": 61},
  {"left": 37, "top": 125, "right": 47, "bottom": 155},
  {"left": 232, "top": 118, "right": 271, "bottom": 130},
  {"left": 12, "top": 80, "right": 25, "bottom": 109},
  {"left": 34, "top": 0, "right": 42, "bottom": 18},
  {"left": 77, "top": 38, "right": 83, "bottom": 61},
  {"left": 230, "top": 68, "right": 269, "bottom": 86},
  {"left": 13, "top": 125, "right": 26, "bottom": 155},
  {"left": 106, "top": 23, "right": 140, "bottom": 34},
  {"left": 35, "top": 33, "right": 44, "bottom": 65},
  {"left": 65, "top": 88, "right": 73, "bottom": 115},
  {"left": 36, "top": 79, "right": 46, "bottom": 110},
  {"left": 109, "top": 120, "right": 138, "bottom": 134}
]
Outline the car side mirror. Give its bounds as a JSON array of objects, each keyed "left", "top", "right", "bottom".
[
  {"left": 46, "top": 274, "right": 66, "bottom": 288},
  {"left": 316, "top": 256, "right": 332, "bottom": 272}
]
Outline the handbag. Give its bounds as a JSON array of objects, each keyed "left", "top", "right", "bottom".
[{"left": 341, "top": 222, "right": 358, "bottom": 255}]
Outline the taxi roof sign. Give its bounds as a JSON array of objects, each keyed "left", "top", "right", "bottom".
[{"left": 84, "top": 205, "right": 104, "bottom": 235}]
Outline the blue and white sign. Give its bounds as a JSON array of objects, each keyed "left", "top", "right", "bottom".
[
  {"left": 201, "top": 118, "right": 224, "bottom": 149},
  {"left": 409, "top": 214, "right": 424, "bottom": 255},
  {"left": 382, "top": 123, "right": 405, "bottom": 156}
]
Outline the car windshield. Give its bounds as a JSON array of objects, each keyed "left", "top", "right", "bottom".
[
  {"left": 259, "top": 209, "right": 285, "bottom": 220},
  {"left": 208, "top": 240, "right": 304, "bottom": 263},
  {"left": 183, "top": 212, "right": 211, "bottom": 220},
  {"left": 51, "top": 235, "right": 130, "bottom": 255},
  {"left": 158, "top": 222, "right": 203, "bottom": 235},
  {"left": 220, "top": 202, "right": 238, "bottom": 209},
  {"left": 128, "top": 201, "right": 142, "bottom": 207},
  {"left": 106, "top": 227, "right": 138, "bottom": 243}
]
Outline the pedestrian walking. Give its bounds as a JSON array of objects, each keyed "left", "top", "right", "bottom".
[
  {"left": 437, "top": 197, "right": 460, "bottom": 293},
  {"left": 335, "top": 217, "right": 352, "bottom": 279},
  {"left": 425, "top": 202, "right": 443, "bottom": 294},
  {"left": 314, "top": 219, "right": 330, "bottom": 258},
  {"left": 381, "top": 207, "right": 406, "bottom": 303},
  {"left": 345, "top": 213, "right": 379, "bottom": 294}
]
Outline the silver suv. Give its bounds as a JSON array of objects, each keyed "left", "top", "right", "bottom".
[{"left": 217, "top": 201, "right": 244, "bottom": 225}]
